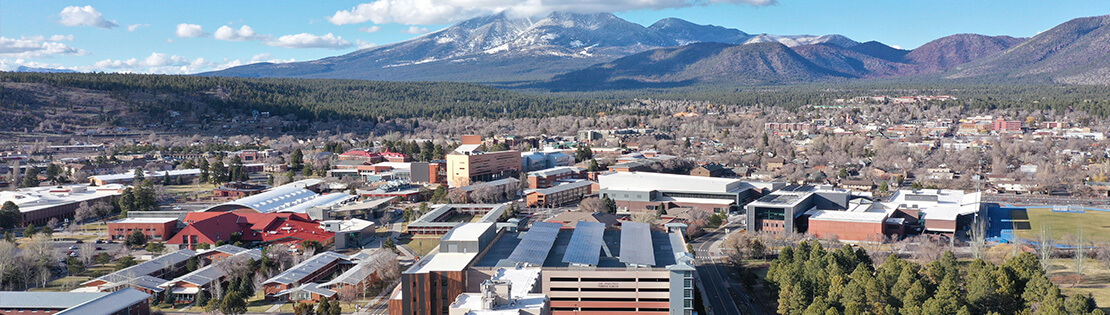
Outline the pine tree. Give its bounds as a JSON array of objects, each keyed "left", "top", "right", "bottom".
[
  {"left": 0, "top": 201, "right": 20, "bottom": 229},
  {"left": 119, "top": 188, "right": 136, "bottom": 216},
  {"left": 132, "top": 167, "right": 145, "bottom": 183},
  {"left": 21, "top": 166, "right": 40, "bottom": 187},
  {"left": 199, "top": 158, "right": 210, "bottom": 183},
  {"left": 290, "top": 149, "right": 304, "bottom": 170}
]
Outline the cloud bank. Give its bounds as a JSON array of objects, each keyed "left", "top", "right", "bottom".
[
  {"left": 327, "top": 0, "right": 776, "bottom": 25},
  {"left": 266, "top": 33, "right": 352, "bottom": 49},
  {"left": 0, "top": 36, "right": 89, "bottom": 59}
]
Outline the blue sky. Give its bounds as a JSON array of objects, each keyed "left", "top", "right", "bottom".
[{"left": 2, "top": 1, "right": 1107, "bottom": 74}]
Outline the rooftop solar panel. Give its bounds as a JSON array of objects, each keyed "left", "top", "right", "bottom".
[
  {"left": 561, "top": 221, "right": 605, "bottom": 266},
  {"left": 619, "top": 222, "right": 655, "bottom": 266},
  {"left": 506, "top": 222, "right": 562, "bottom": 266}
]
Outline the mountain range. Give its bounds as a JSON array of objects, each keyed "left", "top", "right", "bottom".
[
  {"left": 205, "top": 12, "right": 1110, "bottom": 89},
  {"left": 205, "top": 12, "right": 863, "bottom": 82}
]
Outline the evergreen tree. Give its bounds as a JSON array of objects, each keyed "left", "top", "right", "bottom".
[
  {"left": 45, "top": 164, "right": 63, "bottom": 183},
  {"left": 290, "top": 149, "right": 304, "bottom": 170},
  {"left": 126, "top": 230, "right": 147, "bottom": 247},
  {"left": 199, "top": 158, "right": 210, "bottom": 183},
  {"left": 21, "top": 166, "right": 40, "bottom": 187},
  {"left": 0, "top": 201, "right": 19, "bottom": 229},
  {"left": 132, "top": 167, "right": 145, "bottom": 183},
  {"left": 119, "top": 188, "right": 136, "bottom": 216},
  {"left": 601, "top": 195, "right": 616, "bottom": 214},
  {"left": 220, "top": 291, "right": 247, "bottom": 315},
  {"left": 303, "top": 163, "right": 314, "bottom": 177},
  {"left": 209, "top": 160, "right": 228, "bottom": 185},
  {"left": 194, "top": 291, "right": 207, "bottom": 308}
]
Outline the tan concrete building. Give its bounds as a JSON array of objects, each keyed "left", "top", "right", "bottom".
[{"left": 447, "top": 136, "right": 522, "bottom": 187}]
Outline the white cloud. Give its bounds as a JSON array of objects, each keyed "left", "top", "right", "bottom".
[
  {"left": 0, "top": 36, "right": 89, "bottom": 58},
  {"left": 265, "top": 33, "right": 352, "bottom": 49},
  {"left": 0, "top": 59, "right": 76, "bottom": 72},
  {"left": 401, "top": 26, "right": 429, "bottom": 34},
  {"left": 127, "top": 24, "right": 149, "bottom": 32},
  {"left": 250, "top": 53, "right": 273, "bottom": 62},
  {"left": 214, "top": 25, "right": 267, "bottom": 41},
  {"left": 327, "top": 0, "right": 775, "bottom": 25},
  {"left": 358, "top": 26, "right": 383, "bottom": 33},
  {"left": 91, "top": 52, "right": 213, "bottom": 74},
  {"left": 214, "top": 55, "right": 296, "bottom": 71},
  {"left": 355, "top": 39, "right": 378, "bottom": 49},
  {"left": 175, "top": 23, "right": 207, "bottom": 38},
  {"left": 59, "top": 5, "right": 118, "bottom": 29}
]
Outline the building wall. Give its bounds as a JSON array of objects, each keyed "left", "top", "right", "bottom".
[
  {"left": 527, "top": 184, "right": 592, "bottom": 207},
  {"left": 109, "top": 221, "right": 177, "bottom": 241},
  {"left": 925, "top": 219, "right": 957, "bottom": 234},
  {"left": 542, "top": 269, "right": 672, "bottom": 315},
  {"left": 447, "top": 152, "right": 522, "bottom": 187},
  {"left": 399, "top": 270, "right": 466, "bottom": 315},
  {"left": 615, "top": 200, "right": 731, "bottom": 214},
  {"left": 807, "top": 220, "right": 884, "bottom": 242},
  {"left": 20, "top": 194, "right": 117, "bottom": 225}
]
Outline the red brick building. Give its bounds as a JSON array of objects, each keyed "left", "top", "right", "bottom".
[
  {"left": 167, "top": 212, "right": 333, "bottom": 250},
  {"left": 992, "top": 117, "right": 1022, "bottom": 132},
  {"left": 526, "top": 166, "right": 585, "bottom": 189},
  {"left": 109, "top": 217, "right": 178, "bottom": 241}
]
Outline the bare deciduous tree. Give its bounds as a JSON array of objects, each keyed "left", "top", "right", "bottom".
[{"left": 578, "top": 197, "right": 604, "bottom": 213}]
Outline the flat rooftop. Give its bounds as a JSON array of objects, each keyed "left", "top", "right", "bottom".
[
  {"left": 473, "top": 229, "right": 680, "bottom": 269},
  {"left": 406, "top": 252, "right": 479, "bottom": 274},
  {"left": 599, "top": 171, "right": 752, "bottom": 194},
  {"left": 442, "top": 222, "right": 495, "bottom": 242},
  {"left": 111, "top": 217, "right": 177, "bottom": 224}
]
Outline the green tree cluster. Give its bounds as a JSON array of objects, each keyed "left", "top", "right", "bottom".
[{"left": 766, "top": 241, "right": 1102, "bottom": 315}]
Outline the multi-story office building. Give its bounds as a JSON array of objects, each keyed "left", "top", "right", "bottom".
[
  {"left": 446, "top": 136, "right": 522, "bottom": 187},
  {"left": 390, "top": 221, "right": 695, "bottom": 315},
  {"left": 598, "top": 171, "right": 777, "bottom": 214},
  {"left": 746, "top": 186, "right": 986, "bottom": 242}
]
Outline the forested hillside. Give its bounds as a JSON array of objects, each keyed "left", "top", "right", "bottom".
[
  {"left": 5, "top": 72, "right": 1110, "bottom": 136},
  {"left": 0, "top": 72, "right": 616, "bottom": 132}
]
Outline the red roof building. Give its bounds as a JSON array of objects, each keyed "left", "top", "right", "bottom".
[
  {"left": 338, "top": 150, "right": 382, "bottom": 162},
  {"left": 167, "top": 212, "right": 334, "bottom": 250},
  {"left": 380, "top": 151, "right": 410, "bottom": 162}
]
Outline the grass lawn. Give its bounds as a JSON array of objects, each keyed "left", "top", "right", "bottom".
[
  {"left": 443, "top": 213, "right": 475, "bottom": 222},
  {"left": 1044, "top": 258, "right": 1110, "bottom": 312},
  {"left": 1015, "top": 207, "right": 1110, "bottom": 242},
  {"left": 28, "top": 276, "right": 92, "bottom": 292},
  {"left": 163, "top": 183, "right": 216, "bottom": 194},
  {"left": 402, "top": 236, "right": 441, "bottom": 256},
  {"left": 245, "top": 291, "right": 281, "bottom": 312}
]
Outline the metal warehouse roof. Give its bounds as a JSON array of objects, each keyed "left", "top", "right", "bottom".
[
  {"left": 56, "top": 288, "right": 151, "bottom": 315},
  {"left": 85, "top": 249, "right": 196, "bottom": 286},
  {"left": 263, "top": 251, "right": 348, "bottom": 285}
]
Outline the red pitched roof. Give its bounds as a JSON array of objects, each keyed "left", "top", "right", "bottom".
[
  {"left": 339, "top": 150, "right": 379, "bottom": 158},
  {"left": 168, "top": 212, "right": 332, "bottom": 246},
  {"left": 380, "top": 151, "right": 407, "bottom": 158}
]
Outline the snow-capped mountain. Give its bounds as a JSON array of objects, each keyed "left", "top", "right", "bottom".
[{"left": 205, "top": 12, "right": 857, "bottom": 82}]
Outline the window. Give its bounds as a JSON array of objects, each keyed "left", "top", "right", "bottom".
[{"left": 684, "top": 289, "right": 692, "bottom": 298}]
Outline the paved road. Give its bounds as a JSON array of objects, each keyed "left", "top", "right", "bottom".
[{"left": 690, "top": 220, "right": 765, "bottom": 315}]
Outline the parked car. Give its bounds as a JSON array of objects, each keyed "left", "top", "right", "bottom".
[
  {"left": 68, "top": 246, "right": 78, "bottom": 250},
  {"left": 74, "top": 240, "right": 84, "bottom": 244},
  {"left": 95, "top": 247, "right": 104, "bottom": 250}
]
